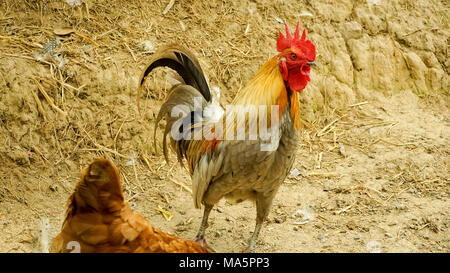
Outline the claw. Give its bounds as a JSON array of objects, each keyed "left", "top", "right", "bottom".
[
  {"left": 195, "top": 237, "right": 216, "bottom": 253},
  {"left": 195, "top": 237, "right": 207, "bottom": 247},
  {"left": 242, "top": 246, "right": 256, "bottom": 253},
  {"left": 243, "top": 241, "right": 257, "bottom": 253}
]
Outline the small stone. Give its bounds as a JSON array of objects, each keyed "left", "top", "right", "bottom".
[
  {"left": 49, "top": 184, "right": 58, "bottom": 192},
  {"left": 125, "top": 158, "right": 135, "bottom": 166},
  {"left": 290, "top": 168, "right": 300, "bottom": 177},
  {"left": 386, "top": 163, "right": 396, "bottom": 169},
  {"left": 368, "top": 153, "right": 376, "bottom": 159},
  {"left": 215, "top": 231, "right": 222, "bottom": 238},
  {"left": 339, "top": 143, "right": 346, "bottom": 156},
  {"left": 176, "top": 226, "right": 187, "bottom": 232},
  {"left": 66, "top": 0, "right": 82, "bottom": 6},
  {"left": 274, "top": 16, "right": 284, "bottom": 24},
  {"left": 366, "top": 241, "right": 382, "bottom": 253},
  {"left": 385, "top": 233, "right": 393, "bottom": 238},
  {"left": 274, "top": 215, "right": 286, "bottom": 224},
  {"left": 317, "top": 234, "right": 327, "bottom": 243},
  {"left": 293, "top": 226, "right": 299, "bottom": 231}
]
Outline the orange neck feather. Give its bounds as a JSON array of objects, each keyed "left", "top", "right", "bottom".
[
  {"left": 232, "top": 54, "right": 301, "bottom": 130},
  {"left": 198, "top": 55, "right": 302, "bottom": 156}
]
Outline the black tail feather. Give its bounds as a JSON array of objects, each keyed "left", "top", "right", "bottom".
[{"left": 138, "top": 44, "right": 211, "bottom": 113}]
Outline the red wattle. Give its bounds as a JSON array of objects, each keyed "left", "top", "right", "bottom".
[{"left": 288, "top": 66, "right": 310, "bottom": 92}]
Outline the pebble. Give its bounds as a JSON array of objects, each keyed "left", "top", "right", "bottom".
[
  {"left": 179, "top": 21, "right": 186, "bottom": 32},
  {"left": 339, "top": 143, "right": 346, "bottom": 156},
  {"left": 385, "top": 233, "right": 393, "bottom": 238},
  {"left": 317, "top": 234, "right": 327, "bottom": 243},
  {"left": 293, "top": 226, "right": 299, "bottom": 231},
  {"left": 49, "top": 184, "right": 58, "bottom": 192},
  {"left": 176, "top": 226, "right": 187, "bottom": 232},
  {"left": 368, "top": 153, "right": 376, "bottom": 159},
  {"left": 366, "top": 241, "right": 382, "bottom": 253},
  {"left": 274, "top": 16, "right": 284, "bottom": 24},
  {"left": 386, "top": 163, "right": 396, "bottom": 169},
  {"left": 66, "top": 0, "right": 82, "bottom": 6},
  {"left": 274, "top": 215, "right": 286, "bottom": 224},
  {"left": 125, "top": 158, "right": 136, "bottom": 166},
  {"left": 299, "top": 11, "right": 314, "bottom": 17},
  {"left": 290, "top": 168, "right": 300, "bottom": 177}
]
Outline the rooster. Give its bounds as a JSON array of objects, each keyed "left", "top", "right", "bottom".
[
  {"left": 138, "top": 22, "right": 316, "bottom": 252},
  {"left": 50, "top": 159, "right": 208, "bottom": 253}
]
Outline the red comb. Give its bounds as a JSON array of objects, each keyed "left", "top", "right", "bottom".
[{"left": 277, "top": 22, "right": 316, "bottom": 61}]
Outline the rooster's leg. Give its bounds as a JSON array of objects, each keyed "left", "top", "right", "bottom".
[
  {"left": 246, "top": 192, "right": 275, "bottom": 253},
  {"left": 195, "top": 204, "right": 213, "bottom": 246}
]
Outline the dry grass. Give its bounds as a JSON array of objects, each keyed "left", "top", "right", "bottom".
[{"left": 0, "top": 0, "right": 448, "bottom": 253}]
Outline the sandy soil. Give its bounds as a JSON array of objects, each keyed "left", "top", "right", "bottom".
[{"left": 0, "top": 0, "right": 448, "bottom": 252}]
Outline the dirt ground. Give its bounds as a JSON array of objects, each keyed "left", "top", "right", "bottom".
[{"left": 0, "top": 0, "right": 449, "bottom": 253}]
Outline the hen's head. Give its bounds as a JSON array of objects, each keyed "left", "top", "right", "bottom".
[{"left": 277, "top": 22, "right": 316, "bottom": 92}]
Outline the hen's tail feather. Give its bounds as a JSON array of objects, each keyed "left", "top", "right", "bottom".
[
  {"left": 138, "top": 44, "right": 211, "bottom": 114},
  {"left": 64, "top": 159, "right": 124, "bottom": 222}
]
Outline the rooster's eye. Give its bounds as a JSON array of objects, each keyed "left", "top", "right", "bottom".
[{"left": 290, "top": 53, "right": 297, "bottom": 60}]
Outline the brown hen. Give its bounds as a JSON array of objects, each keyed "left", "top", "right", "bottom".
[{"left": 50, "top": 159, "right": 208, "bottom": 253}]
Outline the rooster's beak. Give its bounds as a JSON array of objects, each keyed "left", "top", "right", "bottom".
[{"left": 307, "top": 61, "right": 317, "bottom": 67}]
